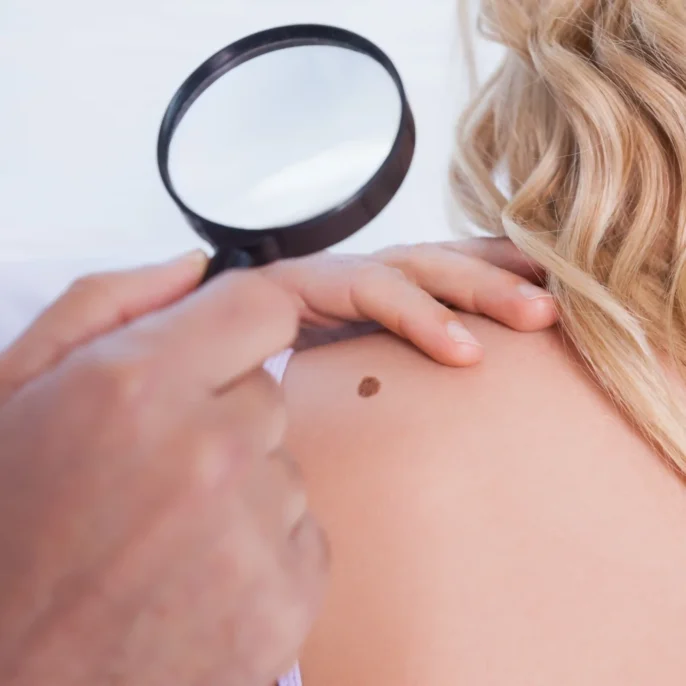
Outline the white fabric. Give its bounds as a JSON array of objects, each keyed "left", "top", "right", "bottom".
[
  {"left": 264, "top": 348, "right": 295, "bottom": 386},
  {"left": 278, "top": 665, "right": 303, "bottom": 686}
]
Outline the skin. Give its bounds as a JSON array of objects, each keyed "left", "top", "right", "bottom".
[
  {"left": 0, "top": 254, "right": 327, "bottom": 686},
  {"left": 285, "top": 314, "right": 686, "bottom": 686},
  {"left": 260, "top": 239, "right": 557, "bottom": 365},
  {"left": 0, "top": 238, "right": 554, "bottom": 686}
]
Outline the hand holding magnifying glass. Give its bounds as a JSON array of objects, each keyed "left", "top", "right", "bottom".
[{"left": 0, "top": 237, "right": 555, "bottom": 686}]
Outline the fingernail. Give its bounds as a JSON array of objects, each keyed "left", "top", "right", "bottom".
[
  {"left": 517, "top": 283, "right": 553, "bottom": 300},
  {"left": 169, "top": 249, "right": 208, "bottom": 268},
  {"left": 446, "top": 320, "right": 481, "bottom": 346}
]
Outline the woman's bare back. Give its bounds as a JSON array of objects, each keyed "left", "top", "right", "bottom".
[{"left": 284, "top": 314, "right": 686, "bottom": 686}]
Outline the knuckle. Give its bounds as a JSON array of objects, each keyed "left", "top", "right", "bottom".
[
  {"left": 223, "top": 271, "right": 299, "bottom": 342},
  {"left": 410, "top": 241, "right": 435, "bottom": 257},
  {"left": 279, "top": 450, "right": 305, "bottom": 490},
  {"left": 80, "top": 347, "right": 147, "bottom": 409},
  {"left": 221, "top": 268, "right": 269, "bottom": 293},
  {"left": 187, "top": 429, "right": 243, "bottom": 491},
  {"left": 268, "top": 403, "right": 289, "bottom": 452},
  {"left": 256, "top": 256, "right": 291, "bottom": 284},
  {"left": 457, "top": 237, "right": 485, "bottom": 255},
  {"left": 233, "top": 593, "right": 310, "bottom": 684},
  {"left": 289, "top": 518, "right": 330, "bottom": 608},
  {"left": 100, "top": 360, "right": 145, "bottom": 407},
  {"left": 188, "top": 374, "right": 288, "bottom": 491},
  {"left": 409, "top": 242, "right": 444, "bottom": 267},
  {"left": 374, "top": 245, "right": 400, "bottom": 263},
  {"left": 224, "top": 271, "right": 282, "bottom": 307},
  {"left": 375, "top": 243, "right": 414, "bottom": 263},
  {"left": 387, "top": 265, "right": 409, "bottom": 282},
  {"left": 375, "top": 246, "right": 430, "bottom": 285},
  {"left": 378, "top": 242, "right": 424, "bottom": 263},
  {"left": 278, "top": 595, "right": 317, "bottom": 655},
  {"left": 349, "top": 261, "right": 407, "bottom": 309},
  {"left": 190, "top": 376, "right": 289, "bottom": 494},
  {"left": 275, "top": 299, "right": 299, "bottom": 348},
  {"left": 67, "top": 272, "right": 116, "bottom": 308},
  {"left": 258, "top": 565, "right": 323, "bottom": 664},
  {"left": 251, "top": 368, "right": 286, "bottom": 409},
  {"left": 253, "top": 283, "right": 299, "bottom": 339},
  {"left": 352, "top": 260, "right": 391, "bottom": 287},
  {"left": 242, "top": 370, "right": 288, "bottom": 445}
]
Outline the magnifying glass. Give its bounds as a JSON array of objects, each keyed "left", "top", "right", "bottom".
[{"left": 157, "top": 24, "right": 416, "bottom": 282}]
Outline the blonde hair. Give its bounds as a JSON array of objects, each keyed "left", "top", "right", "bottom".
[{"left": 451, "top": 0, "right": 686, "bottom": 474}]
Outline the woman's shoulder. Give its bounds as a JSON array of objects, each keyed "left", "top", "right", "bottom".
[
  {"left": 283, "top": 313, "right": 601, "bottom": 463},
  {"left": 283, "top": 315, "right": 686, "bottom": 686}
]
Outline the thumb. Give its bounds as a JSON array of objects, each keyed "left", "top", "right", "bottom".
[{"left": 0, "top": 249, "right": 208, "bottom": 399}]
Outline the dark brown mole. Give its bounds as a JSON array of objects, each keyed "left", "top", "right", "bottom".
[{"left": 358, "top": 376, "right": 381, "bottom": 398}]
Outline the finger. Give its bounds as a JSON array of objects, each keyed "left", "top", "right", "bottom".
[
  {"left": 0, "top": 250, "right": 208, "bottom": 398},
  {"left": 126, "top": 269, "right": 299, "bottom": 395},
  {"left": 349, "top": 263, "right": 484, "bottom": 366},
  {"left": 123, "top": 448, "right": 325, "bottom": 686},
  {"left": 436, "top": 237, "right": 545, "bottom": 282},
  {"left": 206, "top": 369, "right": 288, "bottom": 474},
  {"left": 379, "top": 244, "right": 558, "bottom": 333},
  {"left": 234, "top": 446, "right": 327, "bottom": 677},
  {"left": 157, "top": 444, "right": 323, "bottom": 685},
  {"left": 259, "top": 254, "right": 359, "bottom": 328}
]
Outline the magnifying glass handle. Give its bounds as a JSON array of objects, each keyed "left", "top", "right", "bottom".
[{"left": 201, "top": 247, "right": 254, "bottom": 284}]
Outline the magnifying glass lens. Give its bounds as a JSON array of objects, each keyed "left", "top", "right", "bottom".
[{"left": 169, "top": 45, "right": 402, "bottom": 231}]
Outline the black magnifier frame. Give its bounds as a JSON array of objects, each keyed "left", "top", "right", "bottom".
[{"left": 157, "top": 24, "right": 416, "bottom": 280}]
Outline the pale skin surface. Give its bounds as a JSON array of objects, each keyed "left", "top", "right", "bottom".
[{"left": 285, "top": 314, "right": 686, "bottom": 686}]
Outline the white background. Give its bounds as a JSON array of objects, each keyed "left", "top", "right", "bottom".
[
  {"left": 0, "top": 0, "right": 503, "bottom": 262},
  {"left": 0, "top": 0, "right": 503, "bottom": 346}
]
